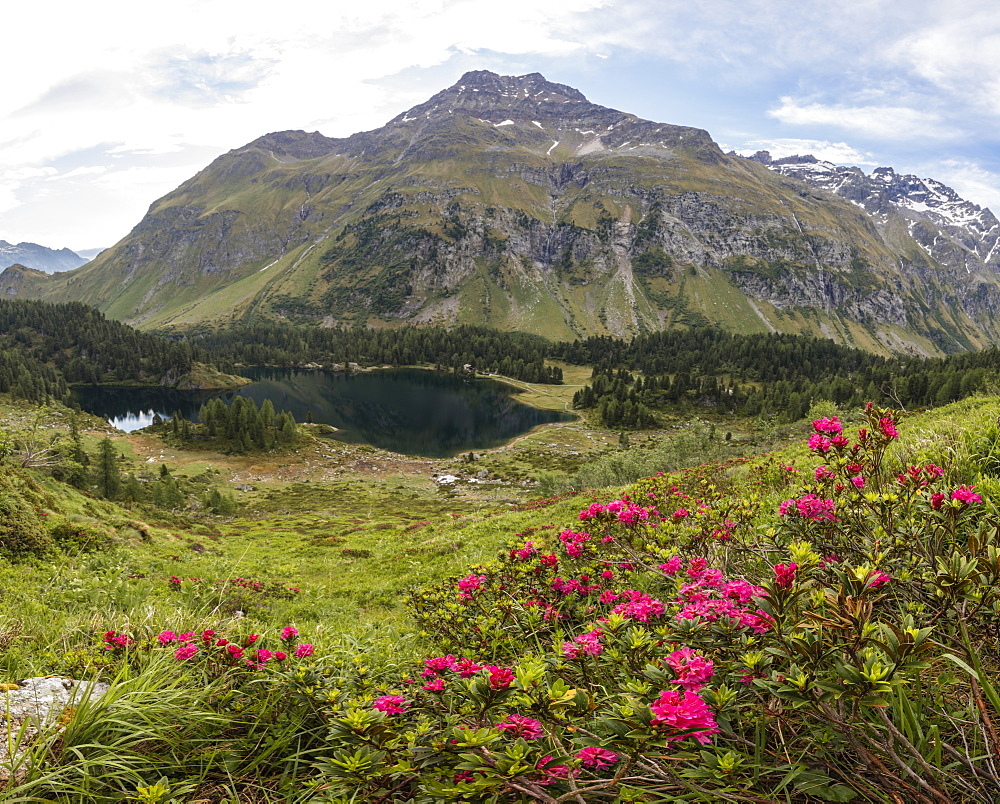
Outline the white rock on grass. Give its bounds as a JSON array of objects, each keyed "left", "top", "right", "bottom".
[{"left": 0, "top": 677, "right": 110, "bottom": 782}]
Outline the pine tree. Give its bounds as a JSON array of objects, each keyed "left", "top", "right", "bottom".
[{"left": 95, "top": 437, "right": 122, "bottom": 500}]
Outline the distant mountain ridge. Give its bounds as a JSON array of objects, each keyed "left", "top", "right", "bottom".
[
  {"left": 743, "top": 150, "right": 999, "bottom": 278},
  {"left": 0, "top": 241, "right": 88, "bottom": 273},
  {"left": 4, "top": 70, "right": 1000, "bottom": 356}
]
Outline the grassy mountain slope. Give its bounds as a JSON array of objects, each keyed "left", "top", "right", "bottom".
[{"left": 7, "top": 71, "right": 996, "bottom": 354}]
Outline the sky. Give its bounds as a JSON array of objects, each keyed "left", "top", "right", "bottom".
[{"left": 2, "top": 0, "right": 999, "bottom": 253}]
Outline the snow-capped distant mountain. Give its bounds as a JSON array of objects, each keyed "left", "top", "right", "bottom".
[
  {"left": 743, "top": 152, "right": 1000, "bottom": 274},
  {"left": 0, "top": 241, "right": 89, "bottom": 273}
]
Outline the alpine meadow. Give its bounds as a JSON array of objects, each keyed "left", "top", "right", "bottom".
[{"left": 0, "top": 66, "right": 999, "bottom": 804}]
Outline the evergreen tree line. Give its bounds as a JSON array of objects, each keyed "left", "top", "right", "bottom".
[
  {"left": 163, "top": 396, "right": 297, "bottom": 454},
  {"left": 561, "top": 328, "right": 1000, "bottom": 427},
  {"left": 0, "top": 298, "right": 201, "bottom": 384},
  {"left": 180, "top": 322, "right": 563, "bottom": 384},
  {"left": 0, "top": 349, "right": 68, "bottom": 404}
]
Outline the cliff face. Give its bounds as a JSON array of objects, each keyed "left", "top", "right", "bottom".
[{"left": 11, "top": 71, "right": 1000, "bottom": 355}]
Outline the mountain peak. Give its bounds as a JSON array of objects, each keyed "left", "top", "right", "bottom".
[
  {"left": 453, "top": 70, "right": 588, "bottom": 102},
  {"left": 388, "top": 69, "right": 597, "bottom": 126}
]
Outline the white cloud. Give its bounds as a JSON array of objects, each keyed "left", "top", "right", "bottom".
[
  {"left": 728, "top": 139, "right": 876, "bottom": 166},
  {"left": 889, "top": 9, "right": 1000, "bottom": 117},
  {"left": 46, "top": 166, "right": 109, "bottom": 181},
  {"left": 767, "top": 97, "right": 954, "bottom": 141}
]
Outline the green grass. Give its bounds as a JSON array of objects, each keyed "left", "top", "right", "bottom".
[{"left": 3, "top": 387, "right": 1000, "bottom": 797}]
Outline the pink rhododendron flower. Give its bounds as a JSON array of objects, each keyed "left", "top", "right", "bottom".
[
  {"left": 879, "top": 416, "right": 899, "bottom": 439},
  {"left": 812, "top": 416, "right": 842, "bottom": 435},
  {"left": 454, "top": 658, "right": 484, "bottom": 677},
  {"left": 851, "top": 476, "right": 865, "bottom": 489},
  {"left": 648, "top": 690, "right": 719, "bottom": 744},
  {"left": 659, "top": 556, "right": 682, "bottom": 575},
  {"left": 951, "top": 486, "right": 982, "bottom": 504},
  {"left": 931, "top": 492, "right": 946, "bottom": 510},
  {"left": 562, "top": 628, "right": 604, "bottom": 659},
  {"left": 773, "top": 562, "right": 797, "bottom": 589},
  {"left": 512, "top": 541, "right": 537, "bottom": 561},
  {"left": 157, "top": 631, "right": 177, "bottom": 646},
  {"left": 779, "top": 494, "right": 837, "bottom": 522},
  {"left": 537, "top": 755, "right": 570, "bottom": 780},
  {"left": 103, "top": 631, "right": 132, "bottom": 649},
  {"left": 255, "top": 649, "right": 273, "bottom": 662},
  {"left": 425, "top": 655, "right": 459, "bottom": 672},
  {"left": 487, "top": 666, "right": 514, "bottom": 689},
  {"left": 423, "top": 678, "right": 445, "bottom": 692},
  {"left": 226, "top": 644, "right": 244, "bottom": 659},
  {"left": 294, "top": 643, "right": 314, "bottom": 658},
  {"left": 814, "top": 466, "right": 835, "bottom": 481},
  {"left": 867, "top": 572, "right": 891, "bottom": 589},
  {"left": 274, "top": 651, "right": 287, "bottom": 661},
  {"left": 575, "top": 746, "right": 620, "bottom": 769},
  {"left": 666, "top": 647, "right": 715, "bottom": 691},
  {"left": 373, "top": 695, "right": 408, "bottom": 714},
  {"left": 458, "top": 574, "right": 486, "bottom": 593},
  {"left": 175, "top": 643, "right": 198, "bottom": 660},
  {"left": 612, "top": 590, "right": 665, "bottom": 622},
  {"left": 808, "top": 434, "right": 831, "bottom": 454},
  {"left": 495, "top": 714, "right": 544, "bottom": 740},
  {"left": 280, "top": 626, "right": 299, "bottom": 641}
]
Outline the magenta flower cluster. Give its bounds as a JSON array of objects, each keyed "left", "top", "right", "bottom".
[
  {"left": 561, "top": 627, "right": 604, "bottom": 659},
  {"left": 495, "top": 714, "right": 544, "bottom": 740},
  {"left": 665, "top": 647, "right": 714, "bottom": 691},
  {"left": 372, "top": 695, "right": 408, "bottom": 714},
  {"left": 575, "top": 746, "right": 620, "bottom": 769},
  {"left": 102, "top": 630, "right": 132, "bottom": 650},
  {"left": 579, "top": 499, "right": 652, "bottom": 525},
  {"left": 773, "top": 562, "right": 797, "bottom": 589},
  {"left": 779, "top": 494, "right": 838, "bottom": 522},
  {"left": 648, "top": 689, "right": 720, "bottom": 744},
  {"left": 99, "top": 625, "right": 318, "bottom": 670},
  {"left": 420, "top": 654, "right": 516, "bottom": 692}
]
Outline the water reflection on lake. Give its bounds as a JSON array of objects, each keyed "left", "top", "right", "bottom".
[{"left": 71, "top": 368, "right": 573, "bottom": 458}]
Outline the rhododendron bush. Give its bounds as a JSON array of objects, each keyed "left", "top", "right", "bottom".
[{"left": 308, "top": 405, "right": 1000, "bottom": 802}]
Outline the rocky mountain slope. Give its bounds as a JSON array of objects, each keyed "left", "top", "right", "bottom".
[
  {"left": 746, "top": 150, "right": 999, "bottom": 280},
  {"left": 0, "top": 241, "right": 88, "bottom": 273},
  {"left": 4, "top": 71, "right": 999, "bottom": 355}
]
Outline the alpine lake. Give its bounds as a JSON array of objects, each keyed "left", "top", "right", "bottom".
[{"left": 71, "top": 367, "right": 574, "bottom": 459}]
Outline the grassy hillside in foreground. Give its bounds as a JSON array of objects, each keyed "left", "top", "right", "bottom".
[{"left": 0, "top": 394, "right": 999, "bottom": 799}]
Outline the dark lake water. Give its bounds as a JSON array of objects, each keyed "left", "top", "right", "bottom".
[{"left": 71, "top": 368, "right": 573, "bottom": 458}]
